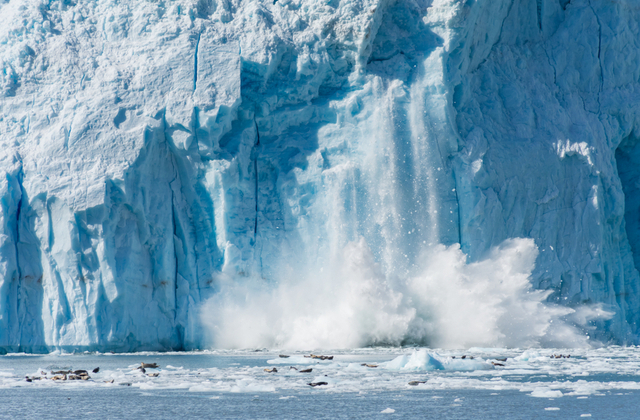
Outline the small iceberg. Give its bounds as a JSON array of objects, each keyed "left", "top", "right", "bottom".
[{"left": 382, "top": 350, "right": 494, "bottom": 371}]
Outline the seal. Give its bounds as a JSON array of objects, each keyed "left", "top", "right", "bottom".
[
  {"left": 299, "top": 368, "right": 312, "bottom": 373},
  {"left": 264, "top": 368, "right": 278, "bottom": 373},
  {"left": 141, "top": 362, "right": 159, "bottom": 369},
  {"left": 408, "top": 381, "right": 426, "bottom": 386},
  {"left": 308, "top": 382, "right": 328, "bottom": 387},
  {"left": 92, "top": 367, "right": 100, "bottom": 373}
]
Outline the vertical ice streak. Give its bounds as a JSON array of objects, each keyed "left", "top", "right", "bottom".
[{"left": 409, "top": 55, "right": 441, "bottom": 249}]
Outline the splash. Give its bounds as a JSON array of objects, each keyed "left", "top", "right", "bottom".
[{"left": 200, "top": 238, "right": 611, "bottom": 349}]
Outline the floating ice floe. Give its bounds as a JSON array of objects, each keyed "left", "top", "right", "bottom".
[
  {"left": 382, "top": 350, "right": 493, "bottom": 372},
  {"left": 530, "top": 387, "right": 563, "bottom": 398}
]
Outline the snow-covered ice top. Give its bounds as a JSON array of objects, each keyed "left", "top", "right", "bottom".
[{"left": 1, "top": 0, "right": 640, "bottom": 351}]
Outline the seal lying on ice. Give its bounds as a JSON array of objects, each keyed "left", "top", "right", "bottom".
[
  {"left": 141, "top": 362, "right": 159, "bottom": 369},
  {"left": 308, "top": 382, "right": 328, "bottom": 387}
]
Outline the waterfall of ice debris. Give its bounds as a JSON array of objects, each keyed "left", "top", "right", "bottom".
[{"left": 1, "top": 0, "right": 640, "bottom": 351}]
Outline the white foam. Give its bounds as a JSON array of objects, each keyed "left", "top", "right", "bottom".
[{"left": 201, "top": 239, "right": 608, "bottom": 349}]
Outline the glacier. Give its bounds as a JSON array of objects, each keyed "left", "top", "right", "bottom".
[{"left": 1, "top": 0, "right": 640, "bottom": 352}]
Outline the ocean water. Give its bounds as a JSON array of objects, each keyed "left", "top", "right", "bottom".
[{"left": 2, "top": 347, "right": 640, "bottom": 419}]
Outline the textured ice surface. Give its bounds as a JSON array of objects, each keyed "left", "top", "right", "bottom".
[
  {"left": 4, "top": 349, "right": 640, "bottom": 419},
  {"left": 2, "top": 0, "right": 640, "bottom": 351},
  {"left": 3, "top": 347, "right": 640, "bottom": 395}
]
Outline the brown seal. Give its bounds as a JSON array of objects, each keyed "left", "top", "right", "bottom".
[
  {"left": 408, "top": 381, "right": 426, "bottom": 386},
  {"left": 308, "top": 382, "right": 328, "bottom": 387},
  {"left": 141, "top": 363, "right": 159, "bottom": 369}
]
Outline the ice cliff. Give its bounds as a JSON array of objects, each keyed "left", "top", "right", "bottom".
[{"left": 1, "top": 0, "right": 640, "bottom": 352}]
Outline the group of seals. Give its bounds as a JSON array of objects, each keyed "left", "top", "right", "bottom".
[
  {"left": 26, "top": 368, "right": 98, "bottom": 382},
  {"left": 268, "top": 367, "right": 313, "bottom": 373},
  {"left": 25, "top": 362, "right": 160, "bottom": 383},
  {"left": 273, "top": 354, "right": 331, "bottom": 382},
  {"left": 136, "top": 362, "right": 161, "bottom": 377},
  {"left": 280, "top": 354, "right": 334, "bottom": 360},
  {"left": 304, "top": 354, "right": 333, "bottom": 361}
]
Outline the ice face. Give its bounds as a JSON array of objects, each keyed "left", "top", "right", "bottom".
[{"left": 1, "top": 0, "right": 640, "bottom": 351}]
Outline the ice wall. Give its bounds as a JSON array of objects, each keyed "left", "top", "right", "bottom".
[{"left": 1, "top": 0, "right": 640, "bottom": 351}]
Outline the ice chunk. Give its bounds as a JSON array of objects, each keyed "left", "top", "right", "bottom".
[
  {"left": 382, "top": 350, "right": 492, "bottom": 372},
  {"left": 531, "top": 388, "right": 564, "bottom": 398}
]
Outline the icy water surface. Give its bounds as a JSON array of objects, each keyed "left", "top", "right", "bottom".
[{"left": 1, "top": 347, "right": 640, "bottom": 419}]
